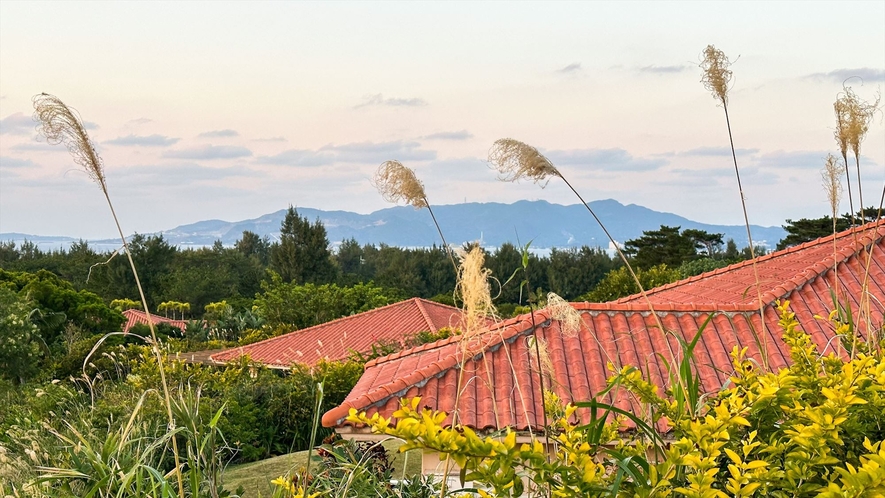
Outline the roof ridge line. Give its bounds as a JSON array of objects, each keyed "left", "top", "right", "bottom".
[
  {"left": 759, "top": 222, "right": 885, "bottom": 303},
  {"left": 413, "top": 298, "right": 437, "bottom": 333},
  {"left": 614, "top": 220, "right": 885, "bottom": 303},
  {"left": 213, "top": 297, "right": 455, "bottom": 361},
  {"left": 572, "top": 302, "right": 760, "bottom": 313},
  {"left": 364, "top": 311, "right": 541, "bottom": 368}
]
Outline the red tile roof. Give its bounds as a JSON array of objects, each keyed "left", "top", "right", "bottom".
[
  {"left": 323, "top": 221, "right": 885, "bottom": 432},
  {"left": 122, "top": 309, "right": 189, "bottom": 333},
  {"left": 210, "top": 298, "right": 468, "bottom": 368}
]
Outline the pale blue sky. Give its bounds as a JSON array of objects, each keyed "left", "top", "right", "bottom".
[{"left": 1, "top": 1, "right": 883, "bottom": 238}]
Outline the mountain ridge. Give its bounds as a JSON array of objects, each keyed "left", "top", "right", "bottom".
[{"left": 2, "top": 199, "right": 787, "bottom": 251}]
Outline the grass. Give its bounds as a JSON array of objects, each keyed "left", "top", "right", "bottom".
[{"left": 222, "top": 439, "right": 424, "bottom": 497}]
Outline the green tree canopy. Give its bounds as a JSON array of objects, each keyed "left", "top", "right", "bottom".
[
  {"left": 777, "top": 207, "right": 884, "bottom": 250},
  {"left": 581, "top": 264, "right": 681, "bottom": 302},
  {"left": 271, "top": 206, "right": 337, "bottom": 284},
  {"left": 254, "top": 271, "right": 402, "bottom": 330},
  {"left": 623, "top": 225, "right": 723, "bottom": 269}
]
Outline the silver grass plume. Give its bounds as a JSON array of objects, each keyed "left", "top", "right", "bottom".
[
  {"left": 547, "top": 292, "right": 582, "bottom": 338},
  {"left": 700, "top": 45, "right": 732, "bottom": 106},
  {"left": 488, "top": 139, "right": 560, "bottom": 186},
  {"left": 33, "top": 93, "right": 107, "bottom": 192},
  {"left": 822, "top": 154, "right": 845, "bottom": 220},
  {"left": 372, "top": 160, "right": 428, "bottom": 208},
  {"left": 372, "top": 160, "right": 456, "bottom": 271}
]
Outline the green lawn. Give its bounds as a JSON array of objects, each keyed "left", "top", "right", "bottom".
[{"left": 222, "top": 439, "right": 423, "bottom": 497}]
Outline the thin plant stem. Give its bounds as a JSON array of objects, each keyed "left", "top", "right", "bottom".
[
  {"left": 105, "top": 191, "right": 185, "bottom": 496},
  {"left": 722, "top": 103, "right": 770, "bottom": 370},
  {"left": 841, "top": 152, "right": 856, "bottom": 227},
  {"left": 424, "top": 199, "right": 458, "bottom": 273},
  {"left": 555, "top": 175, "right": 677, "bottom": 365}
]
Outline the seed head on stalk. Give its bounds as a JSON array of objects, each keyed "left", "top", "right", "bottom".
[
  {"left": 822, "top": 154, "right": 845, "bottom": 220},
  {"left": 488, "top": 139, "right": 560, "bottom": 186},
  {"left": 700, "top": 44, "right": 733, "bottom": 106},
  {"left": 372, "top": 160, "right": 428, "bottom": 208},
  {"left": 32, "top": 94, "right": 107, "bottom": 192},
  {"left": 372, "top": 160, "right": 456, "bottom": 271}
]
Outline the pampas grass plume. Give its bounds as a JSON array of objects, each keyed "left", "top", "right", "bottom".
[
  {"left": 454, "top": 245, "right": 496, "bottom": 338},
  {"left": 372, "top": 160, "right": 428, "bottom": 209},
  {"left": 547, "top": 292, "right": 582, "bottom": 338},
  {"left": 700, "top": 45, "right": 732, "bottom": 105},
  {"left": 32, "top": 93, "right": 106, "bottom": 191},
  {"left": 822, "top": 154, "right": 845, "bottom": 218},
  {"left": 488, "top": 138, "right": 560, "bottom": 186}
]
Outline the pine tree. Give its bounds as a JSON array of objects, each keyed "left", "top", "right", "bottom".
[{"left": 271, "top": 206, "right": 337, "bottom": 284}]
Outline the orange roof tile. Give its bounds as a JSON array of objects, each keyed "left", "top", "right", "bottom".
[
  {"left": 210, "top": 298, "right": 468, "bottom": 368},
  {"left": 122, "top": 309, "right": 189, "bottom": 333},
  {"left": 323, "top": 221, "right": 885, "bottom": 432}
]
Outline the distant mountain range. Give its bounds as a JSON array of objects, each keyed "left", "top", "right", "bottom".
[{"left": 2, "top": 199, "right": 787, "bottom": 252}]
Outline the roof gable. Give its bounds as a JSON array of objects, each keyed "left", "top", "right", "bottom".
[
  {"left": 210, "top": 298, "right": 465, "bottom": 368},
  {"left": 122, "top": 309, "right": 189, "bottom": 333}
]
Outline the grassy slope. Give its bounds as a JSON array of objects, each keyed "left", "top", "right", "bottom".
[{"left": 222, "top": 440, "right": 423, "bottom": 497}]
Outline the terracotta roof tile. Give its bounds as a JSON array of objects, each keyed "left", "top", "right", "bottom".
[
  {"left": 323, "top": 221, "right": 885, "bottom": 431},
  {"left": 211, "top": 298, "right": 468, "bottom": 368},
  {"left": 122, "top": 309, "right": 189, "bottom": 333}
]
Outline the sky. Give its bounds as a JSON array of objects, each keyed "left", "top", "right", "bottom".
[{"left": 1, "top": 1, "right": 883, "bottom": 239}]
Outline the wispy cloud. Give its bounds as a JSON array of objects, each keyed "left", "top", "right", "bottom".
[
  {"left": 198, "top": 129, "right": 239, "bottom": 138},
  {"left": 127, "top": 117, "right": 152, "bottom": 125},
  {"left": 678, "top": 146, "right": 760, "bottom": 157},
  {"left": 257, "top": 140, "right": 436, "bottom": 166},
  {"left": 752, "top": 150, "right": 831, "bottom": 169},
  {"left": 105, "top": 134, "right": 180, "bottom": 147},
  {"left": 116, "top": 162, "right": 255, "bottom": 186},
  {"left": 421, "top": 130, "right": 473, "bottom": 141},
  {"left": 163, "top": 145, "right": 253, "bottom": 160},
  {"left": 545, "top": 147, "right": 668, "bottom": 172},
  {"left": 354, "top": 94, "right": 428, "bottom": 108},
  {"left": 83, "top": 121, "right": 99, "bottom": 130},
  {"left": 254, "top": 136, "right": 287, "bottom": 142},
  {"left": 0, "top": 112, "right": 33, "bottom": 135},
  {"left": 806, "top": 67, "right": 885, "bottom": 83},
  {"left": 0, "top": 156, "right": 36, "bottom": 168},
  {"left": 557, "top": 63, "right": 582, "bottom": 74},
  {"left": 637, "top": 64, "right": 692, "bottom": 74}
]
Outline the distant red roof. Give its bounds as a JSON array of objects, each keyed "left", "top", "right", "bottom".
[
  {"left": 210, "top": 298, "right": 468, "bottom": 368},
  {"left": 323, "top": 221, "right": 885, "bottom": 431},
  {"left": 122, "top": 309, "right": 189, "bottom": 333}
]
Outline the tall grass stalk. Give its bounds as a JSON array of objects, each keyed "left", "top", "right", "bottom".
[
  {"left": 822, "top": 154, "right": 845, "bottom": 297},
  {"left": 487, "top": 139, "right": 679, "bottom": 377},
  {"left": 700, "top": 45, "right": 770, "bottom": 369},
  {"left": 32, "top": 93, "right": 185, "bottom": 497}
]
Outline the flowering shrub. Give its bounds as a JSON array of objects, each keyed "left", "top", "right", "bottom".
[{"left": 343, "top": 302, "right": 885, "bottom": 497}]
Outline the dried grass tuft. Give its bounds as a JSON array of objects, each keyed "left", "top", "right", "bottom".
[
  {"left": 547, "top": 292, "right": 582, "bottom": 338},
  {"left": 372, "top": 160, "right": 428, "bottom": 209},
  {"left": 455, "top": 245, "right": 496, "bottom": 338},
  {"left": 700, "top": 45, "right": 733, "bottom": 105},
  {"left": 488, "top": 139, "right": 559, "bottom": 185},
  {"left": 843, "top": 87, "right": 880, "bottom": 160},
  {"left": 528, "top": 336, "right": 554, "bottom": 383},
  {"left": 33, "top": 93, "right": 106, "bottom": 192},
  {"left": 822, "top": 154, "right": 845, "bottom": 218}
]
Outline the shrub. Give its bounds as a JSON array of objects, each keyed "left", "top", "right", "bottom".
[{"left": 348, "top": 302, "right": 885, "bottom": 497}]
